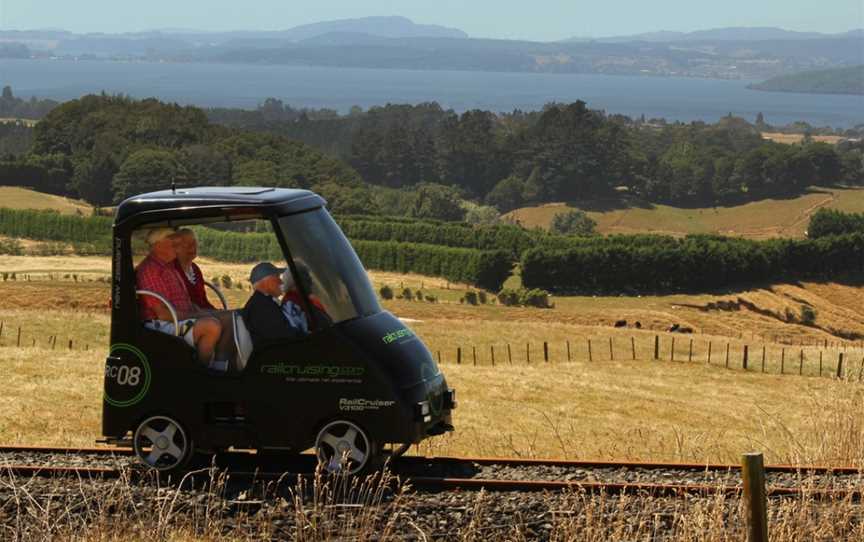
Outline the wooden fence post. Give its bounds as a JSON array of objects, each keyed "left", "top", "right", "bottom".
[
  {"left": 780, "top": 349, "right": 785, "bottom": 375},
  {"left": 68, "top": 339, "right": 73, "bottom": 350},
  {"left": 16, "top": 327, "right": 21, "bottom": 347},
  {"left": 688, "top": 339, "right": 693, "bottom": 362},
  {"left": 588, "top": 339, "right": 593, "bottom": 362},
  {"left": 526, "top": 343, "right": 531, "bottom": 363},
  {"left": 544, "top": 342, "right": 549, "bottom": 363},
  {"left": 0, "top": 321, "right": 3, "bottom": 338},
  {"left": 472, "top": 346, "right": 477, "bottom": 366},
  {"left": 819, "top": 351, "right": 823, "bottom": 376},
  {"left": 631, "top": 337, "right": 636, "bottom": 361},
  {"left": 437, "top": 351, "right": 442, "bottom": 365},
  {"left": 837, "top": 353, "right": 844, "bottom": 379},
  {"left": 725, "top": 343, "right": 730, "bottom": 368},
  {"left": 457, "top": 347, "right": 461, "bottom": 365},
  {"left": 742, "top": 452, "right": 769, "bottom": 542},
  {"left": 761, "top": 346, "right": 766, "bottom": 369},
  {"left": 507, "top": 343, "right": 512, "bottom": 365},
  {"left": 608, "top": 338, "right": 613, "bottom": 361},
  {"left": 743, "top": 345, "right": 749, "bottom": 370},
  {"left": 566, "top": 340, "right": 571, "bottom": 362},
  {"left": 654, "top": 335, "right": 659, "bottom": 360},
  {"left": 708, "top": 341, "right": 712, "bottom": 364},
  {"left": 670, "top": 337, "right": 675, "bottom": 361},
  {"left": 490, "top": 345, "right": 495, "bottom": 367},
  {"left": 799, "top": 350, "right": 804, "bottom": 376}
]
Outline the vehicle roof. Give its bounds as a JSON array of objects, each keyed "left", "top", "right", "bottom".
[{"left": 114, "top": 186, "right": 325, "bottom": 226}]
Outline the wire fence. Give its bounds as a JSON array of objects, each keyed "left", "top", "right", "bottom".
[
  {"left": 0, "top": 321, "right": 92, "bottom": 352},
  {"left": 428, "top": 332, "right": 864, "bottom": 380}
]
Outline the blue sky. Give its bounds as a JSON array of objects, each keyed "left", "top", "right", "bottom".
[{"left": 1, "top": 0, "right": 861, "bottom": 40}]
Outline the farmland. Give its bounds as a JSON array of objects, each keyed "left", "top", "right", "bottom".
[
  {"left": 1, "top": 253, "right": 863, "bottom": 467},
  {"left": 0, "top": 186, "right": 93, "bottom": 215},
  {"left": 505, "top": 185, "right": 864, "bottom": 238}
]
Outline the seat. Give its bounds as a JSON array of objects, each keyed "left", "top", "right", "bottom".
[{"left": 233, "top": 312, "right": 254, "bottom": 371}]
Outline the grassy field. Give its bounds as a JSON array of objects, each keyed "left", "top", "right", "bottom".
[
  {"left": 1, "top": 255, "right": 863, "bottom": 466},
  {"left": 761, "top": 132, "right": 846, "bottom": 145},
  {"left": 505, "top": 185, "right": 864, "bottom": 238},
  {"left": 0, "top": 186, "right": 93, "bottom": 215}
]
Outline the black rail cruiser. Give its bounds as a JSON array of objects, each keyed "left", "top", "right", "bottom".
[{"left": 102, "top": 187, "right": 455, "bottom": 473}]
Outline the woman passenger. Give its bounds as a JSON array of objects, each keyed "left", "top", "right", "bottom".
[{"left": 174, "top": 228, "right": 216, "bottom": 311}]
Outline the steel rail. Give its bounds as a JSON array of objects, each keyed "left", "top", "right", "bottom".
[
  {"left": 1, "top": 446, "right": 859, "bottom": 475},
  {"left": 1, "top": 463, "right": 861, "bottom": 501}
]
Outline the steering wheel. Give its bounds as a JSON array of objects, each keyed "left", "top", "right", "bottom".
[
  {"left": 204, "top": 281, "right": 228, "bottom": 310},
  {"left": 136, "top": 290, "right": 181, "bottom": 336}
]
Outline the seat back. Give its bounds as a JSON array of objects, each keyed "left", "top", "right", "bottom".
[{"left": 233, "top": 312, "right": 254, "bottom": 371}]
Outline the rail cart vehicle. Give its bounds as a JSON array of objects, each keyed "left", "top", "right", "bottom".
[{"left": 102, "top": 187, "right": 455, "bottom": 473}]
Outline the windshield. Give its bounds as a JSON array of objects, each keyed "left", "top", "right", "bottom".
[{"left": 278, "top": 209, "right": 381, "bottom": 326}]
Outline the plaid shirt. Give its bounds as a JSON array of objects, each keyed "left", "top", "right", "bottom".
[{"left": 136, "top": 254, "right": 194, "bottom": 320}]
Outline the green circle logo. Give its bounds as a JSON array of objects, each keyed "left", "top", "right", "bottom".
[{"left": 104, "top": 343, "right": 152, "bottom": 408}]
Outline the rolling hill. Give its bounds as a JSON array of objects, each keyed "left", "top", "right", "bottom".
[
  {"left": 504, "top": 186, "right": 864, "bottom": 239},
  {"left": 750, "top": 65, "right": 864, "bottom": 96}
]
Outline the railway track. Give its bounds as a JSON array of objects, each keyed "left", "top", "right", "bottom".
[{"left": 1, "top": 445, "right": 861, "bottom": 498}]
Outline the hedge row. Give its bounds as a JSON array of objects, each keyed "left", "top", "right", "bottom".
[
  {"left": 353, "top": 240, "right": 513, "bottom": 291},
  {"left": 340, "top": 219, "right": 535, "bottom": 256},
  {"left": 193, "top": 227, "right": 283, "bottom": 263},
  {"left": 522, "top": 234, "right": 864, "bottom": 293},
  {"left": 808, "top": 208, "right": 864, "bottom": 238},
  {"left": 0, "top": 208, "right": 112, "bottom": 243}
]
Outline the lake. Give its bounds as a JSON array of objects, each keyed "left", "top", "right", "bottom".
[{"left": 2, "top": 59, "right": 863, "bottom": 127}]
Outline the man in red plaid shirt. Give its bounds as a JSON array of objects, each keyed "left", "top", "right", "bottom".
[{"left": 136, "top": 228, "right": 225, "bottom": 371}]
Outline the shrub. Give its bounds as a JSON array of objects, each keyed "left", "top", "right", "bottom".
[
  {"left": 497, "top": 288, "right": 520, "bottom": 306},
  {"left": 401, "top": 288, "right": 414, "bottom": 301},
  {"left": 477, "top": 291, "right": 487, "bottom": 304},
  {"left": 415, "top": 289, "right": 423, "bottom": 301},
  {"left": 464, "top": 291, "right": 478, "bottom": 305},
  {"left": 520, "top": 288, "right": 552, "bottom": 308},
  {"left": 221, "top": 275, "right": 233, "bottom": 289},
  {"left": 0, "top": 238, "right": 23, "bottom": 255},
  {"left": 800, "top": 305, "right": 817, "bottom": 325},
  {"left": 550, "top": 209, "right": 597, "bottom": 236},
  {"left": 379, "top": 284, "right": 394, "bottom": 300},
  {"left": 424, "top": 295, "right": 437, "bottom": 303}
]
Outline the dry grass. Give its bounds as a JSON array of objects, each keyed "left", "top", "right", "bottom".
[
  {"left": 761, "top": 132, "right": 845, "bottom": 145},
  {"left": 2, "top": 337, "right": 863, "bottom": 466},
  {"left": 0, "top": 186, "right": 92, "bottom": 215},
  {"left": 504, "top": 185, "right": 864, "bottom": 238},
  {"left": 2, "top": 463, "right": 864, "bottom": 540}
]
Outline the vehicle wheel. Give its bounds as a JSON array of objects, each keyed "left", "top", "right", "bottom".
[
  {"left": 314, "top": 420, "right": 376, "bottom": 475},
  {"left": 133, "top": 415, "right": 192, "bottom": 472}
]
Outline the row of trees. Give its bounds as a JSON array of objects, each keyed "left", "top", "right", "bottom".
[
  {"left": 0, "top": 208, "right": 514, "bottom": 290},
  {"left": 1, "top": 94, "right": 361, "bottom": 206},
  {"left": 353, "top": 241, "right": 512, "bottom": 291},
  {"left": 522, "top": 233, "right": 864, "bottom": 293},
  {"left": 210, "top": 100, "right": 864, "bottom": 209},
  {"left": 808, "top": 208, "right": 864, "bottom": 238}
]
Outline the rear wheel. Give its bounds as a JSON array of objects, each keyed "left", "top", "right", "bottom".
[
  {"left": 314, "top": 420, "right": 377, "bottom": 475},
  {"left": 133, "top": 415, "right": 192, "bottom": 472}
]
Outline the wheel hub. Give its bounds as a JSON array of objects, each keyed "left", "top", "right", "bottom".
[
  {"left": 156, "top": 435, "right": 170, "bottom": 450},
  {"left": 337, "top": 441, "right": 351, "bottom": 454}
]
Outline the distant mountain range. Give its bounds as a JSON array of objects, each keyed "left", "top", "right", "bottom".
[
  {"left": 568, "top": 27, "right": 863, "bottom": 43},
  {"left": 1, "top": 20, "right": 861, "bottom": 81}
]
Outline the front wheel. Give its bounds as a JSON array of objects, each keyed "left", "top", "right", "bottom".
[
  {"left": 314, "top": 420, "right": 377, "bottom": 475},
  {"left": 133, "top": 415, "right": 193, "bottom": 473}
]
